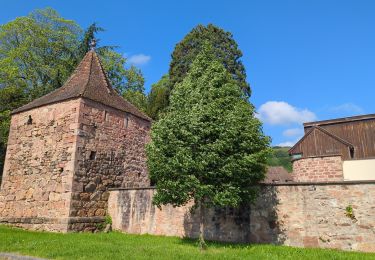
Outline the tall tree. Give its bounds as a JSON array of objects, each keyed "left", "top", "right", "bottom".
[
  {"left": 0, "top": 8, "right": 81, "bottom": 99},
  {"left": 169, "top": 24, "right": 250, "bottom": 97},
  {"left": 147, "top": 45, "right": 270, "bottom": 248},
  {"left": 147, "top": 74, "right": 169, "bottom": 120}
]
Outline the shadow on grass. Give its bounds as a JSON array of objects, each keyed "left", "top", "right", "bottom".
[{"left": 178, "top": 236, "right": 255, "bottom": 250}]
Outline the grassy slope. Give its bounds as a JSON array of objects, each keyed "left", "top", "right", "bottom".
[
  {"left": 0, "top": 226, "right": 374, "bottom": 260},
  {"left": 267, "top": 146, "right": 292, "bottom": 172}
]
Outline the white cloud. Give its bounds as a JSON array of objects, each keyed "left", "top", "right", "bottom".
[
  {"left": 257, "top": 101, "right": 317, "bottom": 125},
  {"left": 276, "top": 141, "right": 296, "bottom": 147},
  {"left": 282, "top": 128, "right": 304, "bottom": 137},
  {"left": 127, "top": 54, "right": 151, "bottom": 66},
  {"left": 329, "top": 103, "right": 363, "bottom": 115}
]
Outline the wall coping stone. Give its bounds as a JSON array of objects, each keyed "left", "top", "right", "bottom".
[
  {"left": 108, "top": 180, "right": 375, "bottom": 191},
  {"left": 292, "top": 154, "right": 342, "bottom": 162}
]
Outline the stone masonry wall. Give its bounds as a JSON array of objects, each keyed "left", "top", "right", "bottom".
[
  {"left": 0, "top": 99, "right": 81, "bottom": 232},
  {"left": 109, "top": 183, "right": 375, "bottom": 252},
  {"left": 69, "top": 99, "right": 150, "bottom": 231},
  {"left": 292, "top": 156, "right": 343, "bottom": 182},
  {"left": 108, "top": 189, "right": 250, "bottom": 242}
]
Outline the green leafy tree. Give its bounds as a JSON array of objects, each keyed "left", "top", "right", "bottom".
[
  {"left": 0, "top": 8, "right": 81, "bottom": 99},
  {"left": 147, "top": 74, "right": 169, "bottom": 120},
  {"left": 169, "top": 24, "right": 250, "bottom": 97},
  {"left": 267, "top": 146, "right": 292, "bottom": 172},
  {"left": 147, "top": 45, "right": 270, "bottom": 248},
  {"left": 121, "top": 65, "right": 147, "bottom": 113},
  {"left": 123, "top": 90, "right": 148, "bottom": 114}
]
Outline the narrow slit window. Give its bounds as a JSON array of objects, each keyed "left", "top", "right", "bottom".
[
  {"left": 89, "top": 151, "right": 97, "bottom": 160},
  {"left": 124, "top": 114, "right": 129, "bottom": 128},
  {"left": 349, "top": 147, "right": 354, "bottom": 159},
  {"left": 27, "top": 115, "right": 33, "bottom": 125}
]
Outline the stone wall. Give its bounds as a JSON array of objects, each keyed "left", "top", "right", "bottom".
[
  {"left": 69, "top": 99, "right": 151, "bottom": 231},
  {"left": 108, "top": 188, "right": 250, "bottom": 242},
  {"left": 292, "top": 156, "right": 343, "bottom": 182},
  {"left": 109, "top": 182, "right": 375, "bottom": 252},
  {"left": 0, "top": 99, "right": 81, "bottom": 232}
]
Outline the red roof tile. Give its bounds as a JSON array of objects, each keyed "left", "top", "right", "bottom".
[
  {"left": 12, "top": 51, "right": 150, "bottom": 121},
  {"left": 263, "top": 166, "right": 293, "bottom": 183}
]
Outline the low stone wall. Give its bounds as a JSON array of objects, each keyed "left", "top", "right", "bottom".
[
  {"left": 108, "top": 182, "right": 375, "bottom": 252},
  {"left": 292, "top": 156, "right": 343, "bottom": 182},
  {"left": 108, "top": 188, "right": 250, "bottom": 242}
]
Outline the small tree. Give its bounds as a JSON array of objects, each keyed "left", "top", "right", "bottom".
[{"left": 147, "top": 45, "right": 270, "bottom": 248}]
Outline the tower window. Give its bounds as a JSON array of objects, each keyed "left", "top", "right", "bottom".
[
  {"left": 27, "top": 115, "right": 33, "bottom": 125},
  {"left": 124, "top": 114, "right": 129, "bottom": 128},
  {"left": 89, "top": 151, "right": 97, "bottom": 160}
]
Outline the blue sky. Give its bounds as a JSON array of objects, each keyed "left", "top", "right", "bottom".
[{"left": 1, "top": 1, "right": 375, "bottom": 146}]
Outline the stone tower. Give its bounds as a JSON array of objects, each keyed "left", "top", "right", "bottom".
[{"left": 0, "top": 49, "right": 151, "bottom": 232}]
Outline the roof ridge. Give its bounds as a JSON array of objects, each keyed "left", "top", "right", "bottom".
[
  {"left": 93, "top": 51, "right": 113, "bottom": 93},
  {"left": 304, "top": 113, "right": 375, "bottom": 127},
  {"left": 81, "top": 51, "right": 95, "bottom": 97},
  {"left": 288, "top": 127, "right": 315, "bottom": 154},
  {"left": 289, "top": 126, "right": 353, "bottom": 154},
  {"left": 315, "top": 126, "right": 353, "bottom": 147},
  {"left": 11, "top": 50, "right": 151, "bottom": 121}
]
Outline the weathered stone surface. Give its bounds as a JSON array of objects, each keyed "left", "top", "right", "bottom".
[
  {"left": 292, "top": 156, "right": 343, "bottom": 182},
  {"left": 68, "top": 99, "right": 151, "bottom": 226},
  {"left": 0, "top": 99, "right": 81, "bottom": 232},
  {"left": 0, "top": 98, "right": 151, "bottom": 232},
  {"left": 109, "top": 183, "right": 375, "bottom": 252}
]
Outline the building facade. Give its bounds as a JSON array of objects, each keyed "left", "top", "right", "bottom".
[
  {"left": 0, "top": 50, "right": 151, "bottom": 231},
  {"left": 289, "top": 114, "right": 375, "bottom": 182}
]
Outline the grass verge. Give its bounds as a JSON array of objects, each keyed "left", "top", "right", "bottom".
[{"left": 0, "top": 225, "right": 374, "bottom": 259}]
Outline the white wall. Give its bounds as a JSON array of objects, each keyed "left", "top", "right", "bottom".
[{"left": 343, "top": 159, "right": 375, "bottom": 180}]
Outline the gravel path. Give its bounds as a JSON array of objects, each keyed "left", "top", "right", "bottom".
[{"left": 0, "top": 253, "right": 48, "bottom": 260}]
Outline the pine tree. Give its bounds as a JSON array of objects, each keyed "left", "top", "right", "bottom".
[
  {"left": 147, "top": 74, "right": 169, "bottom": 120},
  {"left": 169, "top": 24, "right": 250, "bottom": 97}
]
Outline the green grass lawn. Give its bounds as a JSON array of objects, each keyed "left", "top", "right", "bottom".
[{"left": 0, "top": 225, "right": 374, "bottom": 260}]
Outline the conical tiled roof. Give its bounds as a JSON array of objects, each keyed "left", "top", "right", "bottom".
[{"left": 12, "top": 50, "right": 150, "bottom": 121}]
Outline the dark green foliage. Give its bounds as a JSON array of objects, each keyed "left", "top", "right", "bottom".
[
  {"left": 169, "top": 24, "right": 250, "bottom": 97},
  {"left": 147, "top": 45, "right": 270, "bottom": 212},
  {"left": 267, "top": 146, "right": 292, "bottom": 172},
  {"left": 122, "top": 89, "right": 148, "bottom": 113},
  {"left": 147, "top": 74, "right": 169, "bottom": 120},
  {"left": 77, "top": 23, "right": 105, "bottom": 59}
]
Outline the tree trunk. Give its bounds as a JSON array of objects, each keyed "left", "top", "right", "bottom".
[{"left": 198, "top": 201, "right": 207, "bottom": 250}]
